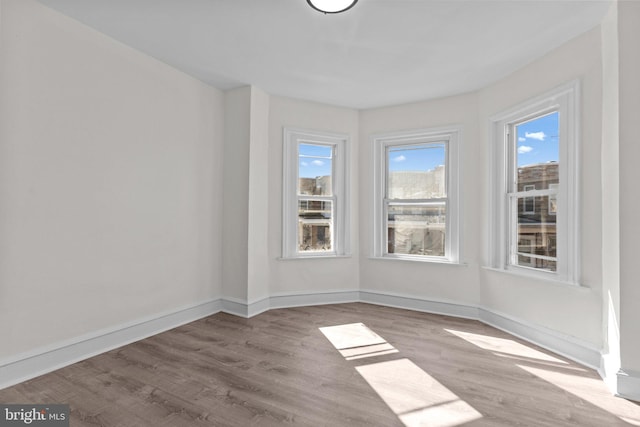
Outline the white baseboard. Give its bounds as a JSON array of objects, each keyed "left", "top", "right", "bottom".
[
  {"left": 221, "top": 290, "right": 360, "bottom": 318},
  {"left": 617, "top": 369, "right": 640, "bottom": 402},
  {"left": 221, "top": 297, "right": 250, "bottom": 318},
  {"left": 1, "top": 290, "right": 624, "bottom": 398},
  {"left": 358, "top": 290, "right": 600, "bottom": 370},
  {"left": 0, "top": 299, "right": 222, "bottom": 390},
  {"left": 598, "top": 352, "right": 620, "bottom": 394},
  {"left": 268, "top": 289, "right": 360, "bottom": 311},
  {"left": 360, "top": 289, "right": 479, "bottom": 319},
  {"left": 477, "top": 308, "right": 601, "bottom": 369}
]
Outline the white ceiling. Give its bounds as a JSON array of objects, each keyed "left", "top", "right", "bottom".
[{"left": 36, "top": 0, "right": 611, "bottom": 109}]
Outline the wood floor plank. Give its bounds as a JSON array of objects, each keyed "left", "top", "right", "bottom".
[{"left": 1, "top": 303, "right": 639, "bottom": 426}]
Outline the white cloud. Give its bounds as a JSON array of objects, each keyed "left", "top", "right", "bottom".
[
  {"left": 311, "top": 160, "right": 324, "bottom": 166},
  {"left": 518, "top": 137, "right": 526, "bottom": 142},
  {"left": 525, "top": 131, "right": 546, "bottom": 141},
  {"left": 300, "top": 161, "right": 308, "bottom": 167},
  {"left": 518, "top": 145, "right": 533, "bottom": 154},
  {"left": 393, "top": 155, "right": 406, "bottom": 162}
]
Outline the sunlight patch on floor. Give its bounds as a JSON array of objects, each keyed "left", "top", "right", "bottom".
[
  {"left": 320, "top": 323, "right": 387, "bottom": 349},
  {"left": 339, "top": 342, "right": 399, "bottom": 361},
  {"left": 356, "top": 358, "right": 483, "bottom": 427},
  {"left": 320, "top": 323, "right": 482, "bottom": 427},
  {"left": 319, "top": 323, "right": 399, "bottom": 360},
  {"left": 445, "top": 328, "right": 567, "bottom": 364},
  {"left": 518, "top": 364, "right": 640, "bottom": 426}
]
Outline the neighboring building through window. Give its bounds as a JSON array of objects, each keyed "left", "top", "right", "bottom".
[
  {"left": 372, "top": 127, "right": 460, "bottom": 263},
  {"left": 282, "top": 129, "right": 349, "bottom": 258},
  {"left": 548, "top": 183, "right": 559, "bottom": 215},
  {"left": 522, "top": 184, "right": 536, "bottom": 214},
  {"left": 489, "top": 81, "right": 579, "bottom": 283}
]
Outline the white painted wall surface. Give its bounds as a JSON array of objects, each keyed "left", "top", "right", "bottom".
[
  {"left": 222, "top": 87, "right": 251, "bottom": 301},
  {"left": 599, "top": 2, "right": 621, "bottom": 384},
  {"left": 478, "top": 27, "right": 604, "bottom": 347},
  {"left": 359, "top": 93, "right": 482, "bottom": 306},
  {"left": 267, "top": 96, "right": 360, "bottom": 295},
  {"left": 246, "top": 87, "right": 271, "bottom": 303},
  {"left": 0, "top": 0, "right": 224, "bottom": 360},
  {"left": 617, "top": 0, "right": 640, "bottom": 377}
]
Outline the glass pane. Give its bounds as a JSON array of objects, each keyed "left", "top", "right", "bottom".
[
  {"left": 298, "top": 200, "right": 332, "bottom": 252},
  {"left": 548, "top": 183, "right": 558, "bottom": 215},
  {"left": 516, "top": 112, "right": 559, "bottom": 191},
  {"left": 517, "top": 195, "right": 557, "bottom": 272},
  {"left": 300, "top": 143, "right": 332, "bottom": 158},
  {"left": 387, "top": 203, "right": 446, "bottom": 256},
  {"left": 522, "top": 185, "right": 535, "bottom": 214},
  {"left": 388, "top": 143, "right": 446, "bottom": 199},
  {"left": 299, "top": 143, "right": 333, "bottom": 196}
]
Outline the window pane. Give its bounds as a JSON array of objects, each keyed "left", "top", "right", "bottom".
[
  {"left": 298, "top": 200, "right": 332, "bottom": 252},
  {"left": 387, "top": 203, "right": 446, "bottom": 256},
  {"left": 548, "top": 183, "right": 559, "bottom": 215},
  {"left": 388, "top": 143, "right": 446, "bottom": 199},
  {"left": 300, "top": 143, "right": 332, "bottom": 158},
  {"left": 299, "top": 143, "right": 333, "bottom": 196},
  {"left": 522, "top": 185, "right": 535, "bottom": 214},
  {"left": 516, "top": 112, "right": 559, "bottom": 190},
  {"left": 517, "top": 195, "right": 556, "bottom": 272}
]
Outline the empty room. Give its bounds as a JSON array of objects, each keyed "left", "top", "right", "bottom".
[{"left": 1, "top": 0, "right": 639, "bottom": 426}]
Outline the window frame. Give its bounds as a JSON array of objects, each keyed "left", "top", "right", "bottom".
[
  {"left": 372, "top": 126, "right": 461, "bottom": 263},
  {"left": 282, "top": 128, "right": 349, "bottom": 259},
  {"left": 489, "top": 81, "right": 580, "bottom": 284}
]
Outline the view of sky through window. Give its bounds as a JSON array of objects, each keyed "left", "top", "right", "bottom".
[
  {"left": 299, "top": 143, "right": 333, "bottom": 178},
  {"left": 516, "top": 112, "right": 559, "bottom": 167},
  {"left": 388, "top": 143, "right": 445, "bottom": 172}
]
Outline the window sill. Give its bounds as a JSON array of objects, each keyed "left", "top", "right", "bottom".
[
  {"left": 481, "top": 266, "right": 586, "bottom": 289},
  {"left": 278, "top": 254, "right": 352, "bottom": 261},
  {"left": 368, "top": 255, "right": 467, "bottom": 266}
]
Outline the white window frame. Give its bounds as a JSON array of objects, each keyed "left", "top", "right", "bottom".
[
  {"left": 282, "top": 128, "right": 349, "bottom": 258},
  {"left": 372, "top": 126, "right": 461, "bottom": 263},
  {"left": 489, "top": 81, "right": 580, "bottom": 284}
]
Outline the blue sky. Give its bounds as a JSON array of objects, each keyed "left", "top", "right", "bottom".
[
  {"left": 298, "top": 115, "right": 557, "bottom": 177},
  {"left": 388, "top": 143, "right": 446, "bottom": 172},
  {"left": 299, "top": 143, "right": 333, "bottom": 178},
  {"left": 516, "top": 111, "right": 559, "bottom": 167}
]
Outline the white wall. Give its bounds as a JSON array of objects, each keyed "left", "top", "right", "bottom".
[
  {"left": 267, "top": 96, "right": 360, "bottom": 296},
  {"left": 477, "top": 27, "right": 604, "bottom": 347},
  {"left": 0, "top": 0, "right": 224, "bottom": 360},
  {"left": 618, "top": 0, "right": 640, "bottom": 379},
  {"left": 246, "top": 87, "right": 271, "bottom": 303},
  {"left": 222, "top": 87, "right": 251, "bottom": 301},
  {"left": 600, "top": 1, "right": 620, "bottom": 385},
  {"left": 359, "top": 93, "right": 482, "bottom": 305}
]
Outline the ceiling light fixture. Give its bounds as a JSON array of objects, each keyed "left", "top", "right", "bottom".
[{"left": 307, "top": 0, "right": 359, "bottom": 14}]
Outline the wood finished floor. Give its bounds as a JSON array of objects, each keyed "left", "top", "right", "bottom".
[{"left": 1, "top": 303, "right": 639, "bottom": 426}]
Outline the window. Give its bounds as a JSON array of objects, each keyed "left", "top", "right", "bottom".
[
  {"left": 282, "top": 129, "right": 349, "bottom": 258},
  {"left": 372, "top": 127, "right": 460, "bottom": 262},
  {"left": 489, "top": 81, "right": 579, "bottom": 283}
]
